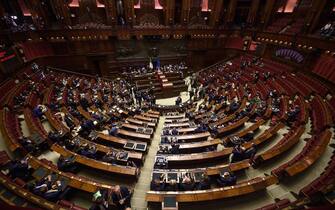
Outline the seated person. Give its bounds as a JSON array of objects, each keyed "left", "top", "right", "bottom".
[
  {"left": 117, "top": 151, "right": 129, "bottom": 161},
  {"left": 162, "top": 129, "right": 171, "bottom": 136},
  {"left": 157, "top": 146, "right": 169, "bottom": 154},
  {"left": 109, "top": 124, "right": 119, "bottom": 136},
  {"left": 228, "top": 135, "right": 244, "bottom": 146},
  {"left": 80, "top": 96, "right": 90, "bottom": 111},
  {"left": 210, "top": 112, "right": 218, "bottom": 122},
  {"left": 196, "top": 173, "right": 211, "bottom": 190},
  {"left": 185, "top": 111, "right": 194, "bottom": 120},
  {"left": 32, "top": 181, "right": 49, "bottom": 197},
  {"left": 161, "top": 136, "right": 170, "bottom": 144},
  {"left": 102, "top": 151, "right": 117, "bottom": 164},
  {"left": 154, "top": 156, "right": 168, "bottom": 169},
  {"left": 175, "top": 96, "right": 182, "bottom": 106},
  {"left": 150, "top": 178, "right": 165, "bottom": 191},
  {"left": 19, "top": 137, "right": 36, "bottom": 153},
  {"left": 78, "top": 144, "right": 97, "bottom": 159},
  {"left": 229, "top": 101, "right": 240, "bottom": 113},
  {"left": 65, "top": 138, "right": 81, "bottom": 151},
  {"left": 111, "top": 185, "right": 131, "bottom": 210},
  {"left": 48, "top": 131, "right": 64, "bottom": 143},
  {"left": 180, "top": 176, "right": 195, "bottom": 191},
  {"left": 171, "top": 127, "right": 179, "bottom": 136},
  {"left": 8, "top": 158, "right": 32, "bottom": 181},
  {"left": 57, "top": 155, "right": 77, "bottom": 172},
  {"left": 242, "top": 132, "right": 254, "bottom": 142},
  {"left": 217, "top": 171, "right": 237, "bottom": 187},
  {"left": 171, "top": 136, "right": 178, "bottom": 144},
  {"left": 210, "top": 125, "right": 219, "bottom": 137},
  {"left": 287, "top": 105, "right": 300, "bottom": 123},
  {"left": 44, "top": 180, "right": 64, "bottom": 201},
  {"left": 126, "top": 160, "right": 137, "bottom": 167},
  {"left": 33, "top": 105, "right": 47, "bottom": 119},
  {"left": 195, "top": 123, "right": 208, "bottom": 133},
  {"left": 229, "top": 144, "right": 257, "bottom": 163},
  {"left": 165, "top": 179, "right": 179, "bottom": 191},
  {"left": 64, "top": 114, "right": 75, "bottom": 129},
  {"left": 169, "top": 143, "right": 180, "bottom": 154}
]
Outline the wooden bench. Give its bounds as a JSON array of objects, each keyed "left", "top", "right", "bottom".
[
  {"left": 275, "top": 129, "right": 332, "bottom": 177},
  {"left": 0, "top": 109, "right": 22, "bottom": 152},
  {"left": 217, "top": 116, "right": 249, "bottom": 136},
  {"left": 256, "top": 126, "right": 305, "bottom": 162}
]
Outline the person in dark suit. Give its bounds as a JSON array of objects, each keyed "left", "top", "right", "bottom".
[
  {"left": 229, "top": 144, "right": 257, "bottom": 163},
  {"left": 217, "top": 172, "right": 237, "bottom": 187},
  {"left": 171, "top": 127, "right": 179, "bottom": 136},
  {"left": 78, "top": 144, "right": 97, "bottom": 159},
  {"left": 150, "top": 179, "right": 165, "bottom": 191},
  {"left": 57, "top": 155, "right": 77, "bottom": 173},
  {"left": 180, "top": 176, "right": 195, "bottom": 191},
  {"left": 80, "top": 96, "right": 90, "bottom": 111},
  {"left": 197, "top": 173, "right": 211, "bottom": 190},
  {"left": 169, "top": 143, "right": 180, "bottom": 154},
  {"left": 64, "top": 114, "right": 75, "bottom": 130},
  {"left": 19, "top": 137, "right": 36, "bottom": 153},
  {"left": 43, "top": 180, "right": 64, "bottom": 201},
  {"left": 102, "top": 151, "right": 117, "bottom": 164},
  {"left": 175, "top": 96, "right": 182, "bottom": 105},
  {"left": 8, "top": 159, "right": 31, "bottom": 181},
  {"left": 109, "top": 124, "right": 119, "bottom": 136},
  {"left": 164, "top": 179, "right": 179, "bottom": 191},
  {"left": 111, "top": 185, "right": 131, "bottom": 210},
  {"left": 33, "top": 105, "right": 44, "bottom": 119}
]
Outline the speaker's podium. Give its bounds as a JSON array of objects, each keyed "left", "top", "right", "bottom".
[{"left": 162, "top": 196, "right": 178, "bottom": 210}]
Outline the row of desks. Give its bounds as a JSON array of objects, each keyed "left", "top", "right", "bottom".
[
  {"left": 146, "top": 175, "right": 278, "bottom": 202},
  {"left": 51, "top": 144, "right": 139, "bottom": 178},
  {"left": 160, "top": 139, "right": 221, "bottom": 151},
  {"left": 27, "top": 155, "right": 113, "bottom": 193},
  {"left": 161, "top": 132, "right": 211, "bottom": 143},
  {"left": 157, "top": 122, "right": 285, "bottom": 166}
]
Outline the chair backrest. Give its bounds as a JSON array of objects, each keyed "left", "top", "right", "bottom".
[{"left": 162, "top": 196, "right": 178, "bottom": 210}]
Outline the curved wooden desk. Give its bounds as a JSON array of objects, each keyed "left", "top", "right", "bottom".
[
  {"left": 27, "top": 155, "right": 114, "bottom": 193},
  {"left": 161, "top": 139, "right": 221, "bottom": 152},
  {"left": 126, "top": 118, "right": 156, "bottom": 127},
  {"left": 164, "top": 149, "right": 233, "bottom": 164},
  {"left": 217, "top": 116, "right": 249, "bottom": 136},
  {"left": 118, "top": 129, "right": 152, "bottom": 142},
  {"left": 164, "top": 122, "right": 192, "bottom": 128},
  {"left": 146, "top": 175, "right": 278, "bottom": 202},
  {"left": 51, "top": 144, "right": 139, "bottom": 177},
  {"left": 172, "top": 132, "right": 211, "bottom": 142},
  {"left": 0, "top": 173, "right": 66, "bottom": 210}
]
